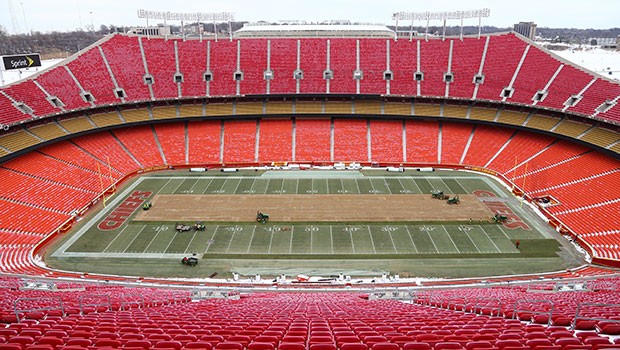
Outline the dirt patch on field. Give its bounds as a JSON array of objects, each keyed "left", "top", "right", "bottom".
[{"left": 134, "top": 194, "right": 493, "bottom": 222}]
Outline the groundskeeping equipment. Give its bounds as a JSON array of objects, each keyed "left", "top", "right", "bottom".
[
  {"left": 431, "top": 189, "right": 448, "bottom": 200},
  {"left": 447, "top": 195, "right": 460, "bottom": 205},
  {"left": 181, "top": 256, "right": 198, "bottom": 267},
  {"left": 492, "top": 214, "right": 508, "bottom": 223},
  {"left": 256, "top": 211, "right": 270, "bottom": 224}
]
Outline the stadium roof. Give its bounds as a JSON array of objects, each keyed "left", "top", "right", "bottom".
[{"left": 234, "top": 24, "right": 395, "bottom": 38}]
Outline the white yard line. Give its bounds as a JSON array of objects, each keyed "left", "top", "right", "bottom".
[
  {"left": 424, "top": 227, "right": 440, "bottom": 253},
  {"left": 226, "top": 226, "right": 238, "bottom": 253},
  {"left": 405, "top": 226, "right": 419, "bottom": 253},
  {"left": 159, "top": 178, "right": 174, "bottom": 193},
  {"left": 480, "top": 226, "right": 502, "bottom": 253},
  {"left": 245, "top": 178, "right": 256, "bottom": 194},
  {"left": 267, "top": 227, "right": 274, "bottom": 254},
  {"left": 170, "top": 178, "right": 185, "bottom": 194},
  {"left": 220, "top": 178, "right": 230, "bottom": 194},
  {"left": 185, "top": 229, "right": 200, "bottom": 253},
  {"left": 395, "top": 178, "right": 409, "bottom": 194},
  {"left": 368, "top": 178, "right": 377, "bottom": 193},
  {"left": 203, "top": 226, "right": 218, "bottom": 253},
  {"left": 349, "top": 228, "right": 356, "bottom": 253},
  {"left": 232, "top": 178, "right": 243, "bottom": 194},
  {"left": 408, "top": 178, "right": 423, "bottom": 193},
  {"left": 245, "top": 225, "right": 256, "bottom": 254},
  {"left": 441, "top": 225, "right": 461, "bottom": 253},
  {"left": 461, "top": 226, "right": 481, "bottom": 253},
  {"left": 162, "top": 230, "right": 179, "bottom": 253},
  {"left": 200, "top": 178, "right": 215, "bottom": 194},
  {"left": 102, "top": 225, "right": 131, "bottom": 252},
  {"left": 122, "top": 225, "right": 147, "bottom": 253},
  {"left": 142, "top": 226, "right": 164, "bottom": 252},
  {"left": 367, "top": 226, "right": 377, "bottom": 254},
  {"left": 387, "top": 229, "right": 398, "bottom": 253},
  {"left": 187, "top": 178, "right": 200, "bottom": 193},
  {"left": 497, "top": 225, "right": 512, "bottom": 240},
  {"left": 438, "top": 178, "right": 452, "bottom": 193}
]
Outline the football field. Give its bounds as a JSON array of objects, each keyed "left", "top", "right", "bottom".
[{"left": 47, "top": 170, "right": 580, "bottom": 279}]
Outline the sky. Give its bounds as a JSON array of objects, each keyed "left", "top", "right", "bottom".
[{"left": 0, "top": 0, "right": 619, "bottom": 34}]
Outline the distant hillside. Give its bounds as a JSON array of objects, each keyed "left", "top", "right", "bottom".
[{"left": 0, "top": 30, "right": 104, "bottom": 59}]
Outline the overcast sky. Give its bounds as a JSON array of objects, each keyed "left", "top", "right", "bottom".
[{"left": 1, "top": 0, "right": 618, "bottom": 34}]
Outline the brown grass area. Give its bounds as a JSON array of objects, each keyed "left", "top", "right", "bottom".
[{"left": 134, "top": 194, "right": 493, "bottom": 222}]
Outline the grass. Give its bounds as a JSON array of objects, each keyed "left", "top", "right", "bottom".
[{"left": 45, "top": 170, "right": 579, "bottom": 279}]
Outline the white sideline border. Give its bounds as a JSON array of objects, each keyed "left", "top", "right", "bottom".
[{"left": 50, "top": 170, "right": 557, "bottom": 259}]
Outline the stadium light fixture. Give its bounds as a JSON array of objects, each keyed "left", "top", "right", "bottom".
[
  {"left": 137, "top": 9, "right": 235, "bottom": 40},
  {"left": 391, "top": 8, "right": 490, "bottom": 40}
]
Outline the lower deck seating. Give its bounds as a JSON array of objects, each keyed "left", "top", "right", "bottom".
[
  {"left": 486, "top": 132, "right": 556, "bottom": 174},
  {"left": 370, "top": 120, "right": 403, "bottom": 163},
  {"left": 405, "top": 120, "right": 439, "bottom": 164},
  {"left": 112, "top": 125, "right": 164, "bottom": 168},
  {"left": 72, "top": 132, "right": 141, "bottom": 175},
  {"left": 462, "top": 125, "right": 514, "bottom": 167},
  {"left": 515, "top": 151, "right": 619, "bottom": 193},
  {"left": 295, "top": 119, "right": 331, "bottom": 162},
  {"left": 154, "top": 123, "right": 187, "bottom": 166},
  {"left": 0, "top": 199, "right": 71, "bottom": 234},
  {"left": 258, "top": 119, "right": 293, "bottom": 162},
  {"left": 2, "top": 151, "right": 110, "bottom": 193},
  {"left": 223, "top": 120, "right": 257, "bottom": 163},
  {"left": 333, "top": 119, "right": 368, "bottom": 161},
  {"left": 0, "top": 168, "right": 94, "bottom": 213},
  {"left": 188, "top": 121, "right": 221, "bottom": 164},
  {"left": 439, "top": 123, "right": 472, "bottom": 165},
  {"left": 509, "top": 140, "right": 591, "bottom": 180},
  {"left": 38, "top": 141, "right": 123, "bottom": 180}
]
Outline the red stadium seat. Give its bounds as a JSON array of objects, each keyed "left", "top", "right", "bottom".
[
  {"left": 309, "top": 344, "right": 337, "bottom": 350},
  {"left": 124, "top": 340, "right": 152, "bottom": 349},
  {"left": 371, "top": 343, "right": 400, "bottom": 350},
  {"left": 279, "top": 343, "right": 308, "bottom": 350},
  {"left": 154, "top": 340, "right": 183, "bottom": 350},
  {"left": 341, "top": 343, "right": 369, "bottom": 350},
  {"left": 185, "top": 342, "right": 214, "bottom": 350},
  {"left": 0, "top": 345, "right": 25, "bottom": 350},
  {"left": 215, "top": 342, "right": 245, "bottom": 350},
  {"left": 466, "top": 341, "right": 495, "bottom": 350},
  {"left": 402, "top": 343, "right": 433, "bottom": 350}
]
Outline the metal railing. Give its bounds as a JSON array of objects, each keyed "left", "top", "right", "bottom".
[
  {"left": 512, "top": 299, "right": 554, "bottom": 326},
  {"left": 572, "top": 302, "right": 620, "bottom": 332},
  {"left": 79, "top": 293, "right": 111, "bottom": 314},
  {"left": 14, "top": 296, "right": 64, "bottom": 323}
]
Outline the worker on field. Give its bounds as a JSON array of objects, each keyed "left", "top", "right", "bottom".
[{"left": 515, "top": 240, "right": 521, "bottom": 249}]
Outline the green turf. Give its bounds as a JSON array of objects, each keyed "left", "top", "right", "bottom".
[{"left": 47, "top": 170, "right": 582, "bottom": 278}]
